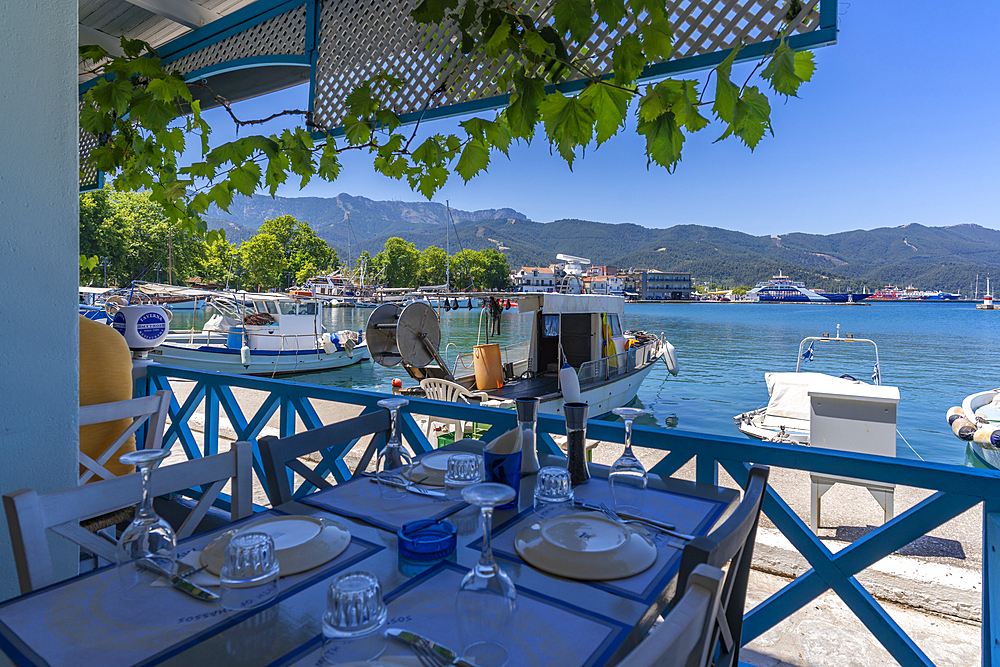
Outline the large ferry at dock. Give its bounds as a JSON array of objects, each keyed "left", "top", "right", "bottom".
[{"left": 747, "top": 273, "right": 870, "bottom": 303}]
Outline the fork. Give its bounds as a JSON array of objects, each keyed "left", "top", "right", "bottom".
[
  {"left": 410, "top": 637, "right": 448, "bottom": 667},
  {"left": 599, "top": 502, "right": 696, "bottom": 541}
]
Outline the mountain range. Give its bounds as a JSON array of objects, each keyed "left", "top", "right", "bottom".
[{"left": 207, "top": 194, "right": 1000, "bottom": 293}]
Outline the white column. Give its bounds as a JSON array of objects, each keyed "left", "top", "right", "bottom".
[{"left": 0, "top": 0, "right": 80, "bottom": 600}]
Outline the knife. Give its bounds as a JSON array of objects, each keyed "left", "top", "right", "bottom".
[
  {"left": 137, "top": 557, "right": 220, "bottom": 602},
  {"left": 368, "top": 476, "right": 447, "bottom": 498},
  {"left": 573, "top": 500, "right": 678, "bottom": 531},
  {"left": 386, "top": 628, "right": 481, "bottom": 667}
]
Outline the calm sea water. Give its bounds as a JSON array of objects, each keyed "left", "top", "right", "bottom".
[{"left": 172, "top": 301, "right": 999, "bottom": 467}]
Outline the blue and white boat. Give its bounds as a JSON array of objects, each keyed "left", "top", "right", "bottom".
[
  {"left": 948, "top": 390, "right": 1000, "bottom": 469},
  {"left": 143, "top": 292, "right": 370, "bottom": 376},
  {"left": 747, "top": 273, "right": 870, "bottom": 303}
]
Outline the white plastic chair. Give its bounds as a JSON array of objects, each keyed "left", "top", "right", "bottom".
[
  {"left": 616, "top": 563, "right": 725, "bottom": 667},
  {"left": 78, "top": 390, "right": 172, "bottom": 484},
  {"left": 2, "top": 442, "right": 253, "bottom": 594},
  {"left": 419, "top": 378, "right": 490, "bottom": 438}
]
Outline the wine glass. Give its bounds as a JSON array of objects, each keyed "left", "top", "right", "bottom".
[
  {"left": 116, "top": 448, "right": 177, "bottom": 600},
  {"left": 608, "top": 407, "right": 647, "bottom": 516},
  {"left": 456, "top": 483, "right": 517, "bottom": 667},
  {"left": 376, "top": 397, "right": 413, "bottom": 498}
]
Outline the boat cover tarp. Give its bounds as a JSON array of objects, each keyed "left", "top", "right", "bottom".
[
  {"left": 517, "top": 293, "right": 624, "bottom": 315},
  {"left": 764, "top": 372, "right": 863, "bottom": 421}
]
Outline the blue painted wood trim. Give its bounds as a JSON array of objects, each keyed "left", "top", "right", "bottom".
[
  {"left": 820, "top": 0, "right": 838, "bottom": 30},
  {"left": 181, "top": 55, "right": 310, "bottom": 83},
  {"left": 401, "top": 412, "right": 434, "bottom": 455},
  {"left": 306, "top": 0, "right": 319, "bottom": 117},
  {"left": 649, "top": 450, "right": 693, "bottom": 477},
  {"left": 203, "top": 385, "right": 220, "bottom": 456},
  {"left": 985, "top": 498, "right": 1000, "bottom": 665},
  {"left": 695, "top": 453, "right": 717, "bottom": 486}
]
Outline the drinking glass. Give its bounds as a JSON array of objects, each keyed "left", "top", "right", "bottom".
[
  {"left": 321, "top": 571, "right": 387, "bottom": 663},
  {"left": 116, "top": 448, "right": 177, "bottom": 600},
  {"left": 608, "top": 407, "right": 648, "bottom": 515},
  {"left": 456, "top": 483, "right": 518, "bottom": 667},
  {"left": 533, "top": 466, "right": 574, "bottom": 518},
  {"left": 219, "top": 532, "right": 280, "bottom": 611},
  {"left": 376, "top": 397, "right": 413, "bottom": 499},
  {"left": 444, "top": 453, "right": 481, "bottom": 497}
]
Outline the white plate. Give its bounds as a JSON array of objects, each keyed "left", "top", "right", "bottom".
[
  {"left": 514, "top": 514, "right": 657, "bottom": 580},
  {"left": 201, "top": 516, "right": 351, "bottom": 576},
  {"left": 406, "top": 451, "right": 483, "bottom": 487}
]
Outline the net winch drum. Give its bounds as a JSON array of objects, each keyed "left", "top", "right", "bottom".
[
  {"left": 112, "top": 305, "right": 170, "bottom": 351},
  {"left": 365, "top": 301, "right": 451, "bottom": 377}
]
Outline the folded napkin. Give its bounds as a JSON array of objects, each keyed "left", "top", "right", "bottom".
[{"left": 484, "top": 427, "right": 520, "bottom": 455}]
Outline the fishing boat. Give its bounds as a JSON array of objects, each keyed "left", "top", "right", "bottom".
[
  {"left": 868, "top": 285, "right": 903, "bottom": 301},
  {"left": 366, "top": 293, "right": 678, "bottom": 417},
  {"left": 138, "top": 291, "right": 370, "bottom": 376},
  {"left": 747, "top": 273, "right": 870, "bottom": 303},
  {"left": 734, "top": 328, "right": 893, "bottom": 444},
  {"left": 947, "top": 390, "right": 1000, "bottom": 468}
]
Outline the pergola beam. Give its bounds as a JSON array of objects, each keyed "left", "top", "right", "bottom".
[
  {"left": 123, "top": 0, "right": 222, "bottom": 29},
  {"left": 79, "top": 25, "right": 125, "bottom": 57}
]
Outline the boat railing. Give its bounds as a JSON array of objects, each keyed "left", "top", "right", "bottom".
[
  {"left": 577, "top": 341, "right": 660, "bottom": 385},
  {"left": 450, "top": 342, "right": 529, "bottom": 373},
  {"left": 136, "top": 364, "right": 1000, "bottom": 667}
]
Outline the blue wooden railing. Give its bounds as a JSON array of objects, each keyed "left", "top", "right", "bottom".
[{"left": 138, "top": 364, "right": 1000, "bottom": 667}]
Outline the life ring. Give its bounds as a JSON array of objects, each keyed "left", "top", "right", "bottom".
[
  {"left": 663, "top": 340, "right": 679, "bottom": 376},
  {"left": 103, "top": 295, "right": 128, "bottom": 317}
]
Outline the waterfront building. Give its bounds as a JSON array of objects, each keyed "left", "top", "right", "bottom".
[
  {"left": 513, "top": 266, "right": 556, "bottom": 292},
  {"left": 642, "top": 270, "right": 694, "bottom": 300},
  {"left": 583, "top": 274, "right": 625, "bottom": 296}
]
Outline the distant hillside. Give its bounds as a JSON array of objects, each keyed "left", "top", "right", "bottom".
[{"left": 208, "top": 194, "right": 1000, "bottom": 292}]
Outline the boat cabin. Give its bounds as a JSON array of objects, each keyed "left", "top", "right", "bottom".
[
  {"left": 201, "top": 293, "right": 324, "bottom": 352},
  {"left": 518, "top": 293, "right": 626, "bottom": 375}
]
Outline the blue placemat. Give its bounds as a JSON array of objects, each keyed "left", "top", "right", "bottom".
[
  {"left": 473, "top": 477, "right": 729, "bottom": 604},
  {"left": 299, "top": 476, "right": 466, "bottom": 532},
  {"left": 0, "top": 510, "right": 383, "bottom": 667},
  {"left": 271, "top": 562, "right": 630, "bottom": 667}
]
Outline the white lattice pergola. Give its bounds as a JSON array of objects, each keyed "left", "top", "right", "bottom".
[{"left": 78, "top": 0, "right": 838, "bottom": 190}]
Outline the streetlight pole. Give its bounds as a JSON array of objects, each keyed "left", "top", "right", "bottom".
[
  {"left": 154, "top": 262, "right": 162, "bottom": 283},
  {"left": 99, "top": 256, "right": 111, "bottom": 287}
]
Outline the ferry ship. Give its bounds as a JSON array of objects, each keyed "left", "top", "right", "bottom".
[{"left": 747, "top": 273, "right": 870, "bottom": 303}]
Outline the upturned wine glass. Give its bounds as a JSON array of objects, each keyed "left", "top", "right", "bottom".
[
  {"left": 116, "top": 448, "right": 177, "bottom": 599},
  {"left": 456, "top": 483, "right": 517, "bottom": 667},
  {"left": 376, "top": 397, "right": 413, "bottom": 498},
  {"left": 608, "top": 407, "right": 647, "bottom": 515}
]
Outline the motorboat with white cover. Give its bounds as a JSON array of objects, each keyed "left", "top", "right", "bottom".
[
  {"left": 946, "top": 389, "right": 1000, "bottom": 469},
  {"left": 367, "top": 293, "right": 678, "bottom": 416},
  {"left": 735, "top": 329, "right": 892, "bottom": 444},
  {"left": 146, "top": 291, "right": 369, "bottom": 376}
]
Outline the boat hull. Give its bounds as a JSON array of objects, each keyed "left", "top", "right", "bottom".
[
  {"left": 538, "top": 360, "right": 660, "bottom": 418},
  {"left": 150, "top": 341, "right": 370, "bottom": 376},
  {"left": 961, "top": 390, "right": 1000, "bottom": 469}
]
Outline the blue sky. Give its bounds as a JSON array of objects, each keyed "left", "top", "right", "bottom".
[{"left": 201, "top": 1, "right": 1000, "bottom": 236}]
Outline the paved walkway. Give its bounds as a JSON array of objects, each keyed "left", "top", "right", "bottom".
[{"left": 161, "top": 379, "right": 983, "bottom": 665}]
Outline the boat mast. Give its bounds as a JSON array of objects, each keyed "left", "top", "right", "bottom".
[
  {"left": 445, "top": 199, "right": 450, "bottom": 291},
  {"left": 346, "top": 212, "right": 352, "bottom": 283}
]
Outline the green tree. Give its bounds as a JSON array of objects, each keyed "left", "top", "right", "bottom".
[
  {"left": 200, "top": 234, "right": 237, "bottom": 284},
  {"left": 375, "top": 238, "right": 420, "bottom": 288},
  {"left": 78, "top": 4, "right": 815, "bottom": 244},
  {"left": 256, "top": 215, "right": 336, "bottom": 283},
  {"left": 450, "top": 249, "right": 483, "bottom": 291},
  {"left": 240, "top": 233, "right": 285, "bottom": 290},
  {"left": 295, "top": 261, "right": 318, "bottom": 286},
  {"left": 417, "top": 246, "right": 448, "bottom": 286},
  {"left": 477, "top": 249, "right": 512, "bottom": 290}
]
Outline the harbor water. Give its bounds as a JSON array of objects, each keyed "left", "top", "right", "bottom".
[{"left": 170, "top": 301, "right": 999, "bottom": 467}]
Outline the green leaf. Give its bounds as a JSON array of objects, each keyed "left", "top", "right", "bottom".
[
  {"left": 244, "top": 135, "right": 280, "bottom": 160},
  {"left": 91, "top": 79, "right": 134, "bottom": 116},
  {"left": 209, "top": 181, "right": 234, "bottom": 212},
  {"left": 460, "top": 117, "right": 491, "bottom": 141},
  {"left": 671, "top": 80, "right": 708, "bottom": 132},
  {"left": 505, "top": 72, "right": 545, "bottom": 139},
  {"left": 637, "top": 109, "right": 684, "bottom": 170},
  {"left": 375, "top": 109, "right": 401, "bottom": 132},
  {"left": 717, "top": 86, "right": 771, "bottom": 149},
  {"left": 612, "top": 34, "right": 645, "bottom": 86},
  {"left": 794, "top": 50, "right": 815, "bottom": 82},
  {"left": 265, "top": 152, "right": 289, "bottom": 195},
  {"left": 79, "top": 45, "right": 108, "bottom": 63},
  {"left": 411, "top": 0, "right": 457, "bottom": 23},
  {"left": 318, "top": 142, "right": 341, "bottom": 182},
  {"left": 580, "top": 83, "right": 630, "bottom": 145},
  {"left": 79, "top": 255, "right": 99, "bottom": 270},
  {"left": 485, "top": 17, "right": 511, "bottom": 58},
  {"left": 761, "top": 41, "right": 804, "bottom": 97},
  {"left": 345, "top": 83, "right": 377, "bottom": 117},
  {"left": 638, "top": 81, "right": 677, "bottom": 122},
  {"left": 539, "top": 93, "right": 595, "bottom": 167},
  {"left": 344, "top": 117, "right": 372, "bottom": 146},
  {"left": 594, "top": 0, "right": 626, "bottom": 27},
  {"left": 80, "top": 105, "right": 113, "bottom": 135},
  {"left": 641, "top": 19, "right": 673, "bottom": 62},
  {"left": 231, "top": 162, "right": 262, "bottom": 197},
  {"left": 130, "top": 95, "right": 177, "bottom": 130},
  {"left": 484, "top": 117, "right": 513, "bottom": 155},
  {"left": 208, "top": 141, "right": 249, "bottom": 167},
  {"left": 554, "top": 0, "right": 594, "bottom": 43},
  {"left": 412, "top": 137, "right": 442, "bottom": 166},
  {"left": 523, "top": 30, "right": 551, "bottom": 56},
  {"left": 456, "top": 139, "right": 490, "bottom": 181},
  {"left": 713, "top": 76, "right": 739, "bottom": 124},
  {"left": 120, "top": 38, "right": 147, "bottom": 59}
]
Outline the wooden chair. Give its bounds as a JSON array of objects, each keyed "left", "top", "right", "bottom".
[
  {"left": 258, "top": 409, "right": 392, "bottom": 507},
  {"left": 676, "top": 465, "right": 770, "bottom": 667},
  {"left": 419, "top": 378, "right": 490, "bottom": 438},
  {"left": 78, "top": 390, "right": 172, "bottom": 485},
  {"left": 2, "top": 442, "right": 253, "bottom": 595},
  {"left": 617, "top": 564, "right": 725, "bottom": 667}
]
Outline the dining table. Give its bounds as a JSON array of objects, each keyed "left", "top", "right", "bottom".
[{"left": 0, "top": 442, "right": 739, "bottom": 667}]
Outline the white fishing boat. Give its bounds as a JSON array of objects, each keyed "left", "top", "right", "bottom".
[
  {"left": 734, "top": 328, "right": 893, "bottom": 444},
  {"left": 137, "top": 291, "right": 370, "bottom": 376},
  {"left": 946, "top": 389, "right": 1000, "bottom": 469},
  {"left": 366, "top": 293, "right": 678, "bottom": 417}
]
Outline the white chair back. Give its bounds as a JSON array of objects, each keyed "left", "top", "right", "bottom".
[
  {"left": 419, "top": 378, "right": 489, "bottom": 437},
  {"left": 616, "top": 564, "right": 725, "bottom": 667},
  {"left": 78, "top": 390, "right": 172, "bottom": 484},
  {"left": 3, "top": 442, "right": 252, "bottom": 594}
]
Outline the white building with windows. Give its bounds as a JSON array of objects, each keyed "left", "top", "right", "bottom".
[{"left": 514, "top": 267, "right": 557, "bottom": 292}]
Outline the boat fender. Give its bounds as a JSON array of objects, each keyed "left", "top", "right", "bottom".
[
  {"left": 973, "top": 425, "right": 1000, "bottom": 448},
  {"left": 332, "top": 333, "right": 343, "bottom": 350},
  {"left": 662, "top": 340, "right": 679, "bottom": 376},
  {"left": 951, "top": 416, "right": 977, "bottom": 441},
  {"left": 560, "top": 362, "right": 581, "bottom": 403},
  {"left": 240, "top": 344, "right": 251, "bottom": 368},
  {"left": 946, "top": 406, "right": 965, "bottom": 426}
]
